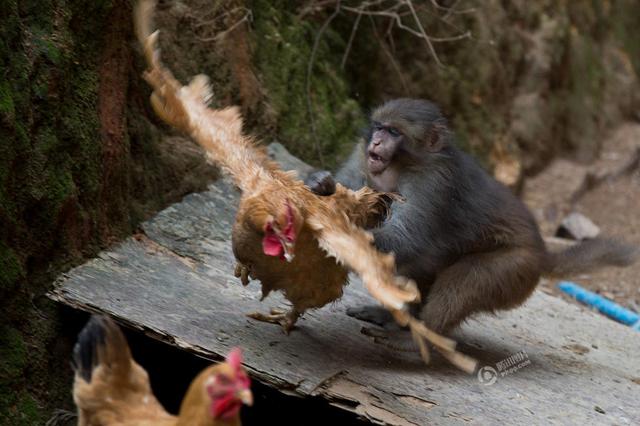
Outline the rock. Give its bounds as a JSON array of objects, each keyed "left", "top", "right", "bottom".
[
  {"left": 509, "top": 93, "right": 551, "bottom": 171},
  {"left": 522, "top": 159, "right": 589, "bottom": 235},
  {"left": 267, "top": 142, "right": 315, "bottom": 180},
  {"left": 556, "top": 212, "right": 600, "bottom": 240}
]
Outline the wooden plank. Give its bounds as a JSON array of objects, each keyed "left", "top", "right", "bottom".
[{"left": 50, "top": 145, "right": 640, "bottom": 425}]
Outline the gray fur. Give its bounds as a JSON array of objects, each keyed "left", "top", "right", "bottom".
[{"left": 307, "top": 99, "right": 637, "bottom": 333}]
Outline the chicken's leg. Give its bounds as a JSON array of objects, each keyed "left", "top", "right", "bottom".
[
  {"left": 234, "top": 262, "right": 251, "bottom": 286},
  {"left": 247, "top": 308, "right": 300, "bottom": 334}
]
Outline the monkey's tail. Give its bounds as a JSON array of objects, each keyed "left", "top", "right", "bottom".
[{"left": 545, "top": 238, "right": 638, "bottom": 277}]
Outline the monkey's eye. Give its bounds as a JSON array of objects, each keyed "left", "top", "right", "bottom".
[{"left": 387, "top": 127, "right": 401, "bottom": 137}]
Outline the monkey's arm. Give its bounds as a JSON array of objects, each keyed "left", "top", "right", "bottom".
[
  {"left": 306, "top": 142, "right": 367, "bottom": 195},
  {"left": 372, "top": 198, "right": 433, "bottom": 265},
  {"left": 334, "top": 141, "right": 367, "bottom": 190}
]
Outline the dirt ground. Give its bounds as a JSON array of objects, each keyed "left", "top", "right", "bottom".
[{"left": 523, "top": 123, "right": 640, "bottom": 314}]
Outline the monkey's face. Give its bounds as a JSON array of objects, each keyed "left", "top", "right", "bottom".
[
  {"left": 368, "top": 99, "right": 449, "bottom": 176},
  {"left": 367, "top": 121, "right": 404, "bottom": 175}
]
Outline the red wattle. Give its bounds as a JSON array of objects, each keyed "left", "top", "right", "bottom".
[
  {"left": 211, "top": 395, "right": 241, "bottom": 419},
  {"left": 262, "top": 234, "right": 283, "bottom": 257}
]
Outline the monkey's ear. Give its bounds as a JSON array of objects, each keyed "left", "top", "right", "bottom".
[{"left": 425, "top": 124, "right": 446, "bottom": 152}]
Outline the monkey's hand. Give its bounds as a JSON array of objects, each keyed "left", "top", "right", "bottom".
[{"left": 305, "top": 171, "right": 337, "bottom": 196}]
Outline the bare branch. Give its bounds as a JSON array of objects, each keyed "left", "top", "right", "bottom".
[
  {"left": 341, "top": 10, "right": 362, "bottom": 69},
  {"left": 367, "top": 15, "right": 410, "bottom": 95},
  {"left": 405, "top": 0, "right": 441, "bottom": 66},
  {"left": 338, "top": 0, "right": 472, "bottom": 65},
  {"left": 189, "top": 6, "right": 253, "bottom": 43},
  {"left": 428, "top": 0, "right": 476, "bottom": 16},
  {"left": 196, "top": 12, "right": 253, "bottom": 42}
]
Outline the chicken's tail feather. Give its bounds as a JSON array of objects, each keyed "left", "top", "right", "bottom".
[{"left": 72, "top": 315, "right": 132, "bottom": 383}]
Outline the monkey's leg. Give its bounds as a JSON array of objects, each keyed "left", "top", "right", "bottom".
[
  {"left": 421, "top": 247, "right": 541, "bottom": 334},
  {"left": 247, "top": 308, "right": 300, "bottom": 334}
]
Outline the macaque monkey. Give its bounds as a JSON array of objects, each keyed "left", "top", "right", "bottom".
[{"left": 306, "top": 98, "right": 636, "bottom": 334}]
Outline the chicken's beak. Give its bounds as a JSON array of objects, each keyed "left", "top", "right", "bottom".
[
  {"left": 280, "top": 238, "right": 294, "bottom": 262},
  {"left": 236, "top": 388, "right": 253, "bottom": 406}
]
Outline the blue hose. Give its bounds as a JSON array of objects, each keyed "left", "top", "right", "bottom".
[{"left": 557, "top": 281, "right": 640, "bottom": 331}]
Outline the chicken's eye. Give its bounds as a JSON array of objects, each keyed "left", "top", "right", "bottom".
[{"left": 213, "top": 374, "right": 232, "bottom": 387}]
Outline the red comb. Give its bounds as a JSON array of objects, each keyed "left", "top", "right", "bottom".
[
  {"left": 226, "top": 347, "right": 243, "bottom": 371},
  {"left": 283, "top": 201, "right": 295, "bottom": 240}
]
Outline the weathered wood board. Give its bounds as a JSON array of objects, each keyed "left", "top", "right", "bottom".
[{"left": 50, "top": 145, "right": 640, "bottom": 425}]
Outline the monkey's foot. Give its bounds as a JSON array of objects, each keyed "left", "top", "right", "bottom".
[
  {"left": 347, "top": 305, "right": 396, "bottom": 327},
  {"left": 234, "top": 263, "right": 251, "bottom": 286},
  {"left": 360, "top": 326, "right": 391, "bottom": 339},
  {"left": 360, "top": 326, "right": 418, "bottom": 352},
  {"left": 247, "top": 308, "right": 300, "bottom": 334}
]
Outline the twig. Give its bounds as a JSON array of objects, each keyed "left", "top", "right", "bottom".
[
  {"left": 384, "top": 15, "right": 396, "bottom": 52},
  {"left": 194, "top": 9, "right": 253, "bottom": 43},
  {"left": 192, "top": 7, "right": 248, "bottom": 29},
  {"left": 368, "top": 15, "right": 410, "bottom": 95},
  {"left": 428, "top": 0, "right": 476, "bottom": 15},
  {"left": 306, "top": 0, "right": 342, "bottom": 166},
  {"left": 197, "top": 15, "right": 252, "bottom": 42},
  {"left": 314, "top": 0, "right": 473, "bottom": 66},
  {"left": 405, "top": 0, "right": 441, "bottom": 66},
  {"left": 341, "top": 10, "right": 362, "bottom": 69}
]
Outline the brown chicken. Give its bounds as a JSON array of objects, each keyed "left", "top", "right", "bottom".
[
  {"left": 72, "top": 315, "right": 253, "bottom": 426},
  {"left": 135, "top": 0, "right": 476, "bottom": 372}
]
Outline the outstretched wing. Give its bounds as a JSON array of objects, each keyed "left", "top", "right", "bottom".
[
  {"left": 307, "top": 208, "right": 417, "bottom": 311},
  {"left": 136, "top": 0, "right": 476, "bottom": 373},
  {"left": 307, "top": 207, "right": 478, "bottom": 373},
  {"left": 135, "top": 0, "right": 271, "bottom": 195}
]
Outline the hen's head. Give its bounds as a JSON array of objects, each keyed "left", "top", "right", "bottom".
[
  {"left": 205, "top": 348, "right": 253, "bottom": 420},
  {"left": 262, "top": 200, "right": 299, "bottom": 262}
]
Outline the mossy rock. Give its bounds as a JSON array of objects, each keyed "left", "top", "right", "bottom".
[{"left": 251, "top": 0, "right": 365, "bottom": 168}]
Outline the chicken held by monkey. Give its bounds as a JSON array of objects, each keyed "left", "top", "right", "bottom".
[
  {"left": 307, "top": 98, "right": 637, "bottom": 334},
  {"left": 72, "top": 315, "right": 253, "bottom": 426},
  {"left": 135, "top": 1, "right": 476, "bottom": 372}
]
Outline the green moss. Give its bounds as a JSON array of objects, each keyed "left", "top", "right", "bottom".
[
  {"left": 0, "top": 326, "right": 28, "bottom": 383},
  {"left": 0, "top": 82, "right": 15, "bottom": 118},
  {"left": 0, "top": 342, "right": 40, "bottom": 425},
  {"left": 16, "top": 393, "right": 44, "bottom": 425},
  {"left": 560, "top": 27, "right": 604, "bottom": 159},
  {"left": 609, "top": 0, "right": 640, "bottom": 74},
  {"left": 0, "top": 391, "right": 45, "bottom": 426},
  {"left": 252, "top": 0, "right": 365, "bottom": 167},
  {"left": 0, "top": 243, "right": 24, "bottom": 292},
  {"left": 0, "top": 0, "right": 115, "bottom": 422}
]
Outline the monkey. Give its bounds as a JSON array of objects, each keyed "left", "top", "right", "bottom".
[{"left": 306, "top": 98, "right": 637, "bottom": 334}]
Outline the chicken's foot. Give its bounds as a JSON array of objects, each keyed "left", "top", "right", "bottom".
[
  {"left": 234, "top": 262, "right": 251, "bottom": 286},
  {"left": 247, "top": 308, "right": 300, "bottom": 334}
]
